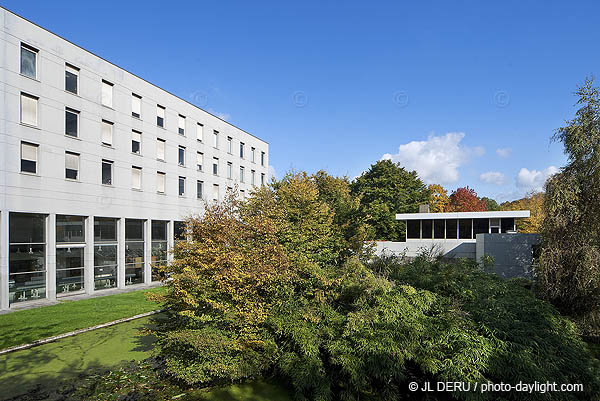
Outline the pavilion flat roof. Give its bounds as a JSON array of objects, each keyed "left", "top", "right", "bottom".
[{"left": 395, "top": 210, "right": 530, "bottom": 220}]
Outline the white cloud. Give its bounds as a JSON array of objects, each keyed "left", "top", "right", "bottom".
[
  {"left": 268, "top": 165, "right": 277, "bottom": 182},
  {"left": 516, "top": 166, "right": 559, "bottom": 192},
  {"left": 381, "top": 132, "right": 484, "bottom": 185},
  {"left": 480, "top": 171, "right": 506, "bottom": 185},
  {"left": 496, "top": 147, "right": 512, "bottom": 158},
  {"left": 208, "top": 108, "right": 231, "bottom": 121}
]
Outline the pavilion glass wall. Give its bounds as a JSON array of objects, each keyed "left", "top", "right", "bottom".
[
  {"left": 94, "top": 217, "right": 118, "bottom": 290},
  {"left": 9, "top": 213, "right": 47, "bottom": 304},
  {"left": 56, "top": 215, "right": 85, "bottom": 296}
]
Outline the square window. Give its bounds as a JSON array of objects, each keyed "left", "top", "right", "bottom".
[
  {"left": 132, "top": 94, "right": 142, "bottom": 118},
  {"left": 102, "top": 160, "right": 113, "bottom": 185},
  {"left": 157, "top": 139, "right": 166, "bottom": 161},
  {"left": 132, "top": 166, "right": 142, "bottom": 190},
  {"left": 178, "top": 176, "right": 185, "bottom": 196},
  {"left": 197, "top": 180, "right": 203, "bottom": 199},
  {"left": 157, "top": 105, "right": 165, "bottom": 127},
  {"left": 21, "top": 44, "right": 37, "bottom": 79},
  {"left": 102, "top": 80, "right": 113, "bottom": 107},
  {"left": 65, "top": 108, "right": 79, "bottom": 137},
  {"left": 178, "top": 115, "right": 185, "bottom": 135},
  {"left": 157, "top": 172, "right": 165, "bottom": 193},
  {"left": 65, "top": 151, "right": 79, "bottom": 180},
  {"left": 132, "top": 131, "right": 141, "bottom": 154},
  {"left": 178, "top": 146, "right": 185, "bottom": 166},
  {"left": 21, "top": 142, "right": 38, "bottom": 174},
  {"left": 20, "top": 93, "right": 38, "bottom": 126},
  {"left": 65, "top": 64, "right": 79, "bottom": 94},
  {"left": 101, "top": 120, "right": 113, "bottom": 146}
]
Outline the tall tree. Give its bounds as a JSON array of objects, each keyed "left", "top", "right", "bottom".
[
  {"left": 481, "top": 196, "right": 500, "bottom": 211},
  {"left": 428, "top": 183, "right": 449, "bottom": 212},
  {"left": 351, "top": 160, "right": 429, "bottom": 241},
  {"left": 500, "top": 192, "right": 544, "bottom": 233},
  {"left": 446, "top": 186, "right": 487, "bottom": 212},
  {"left": 538, "top": 77, "right": 600, "bottom": 327}
]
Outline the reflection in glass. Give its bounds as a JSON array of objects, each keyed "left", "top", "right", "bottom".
[
  {"left": 56, "top": 247, "right": 84, "bottom": 295},
  {"left": 94, "top": 244, "right": 117, "bottom": 290}
]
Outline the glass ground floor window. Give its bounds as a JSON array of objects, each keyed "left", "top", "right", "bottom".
[
  {"left": 56, "top": 215, "right": 85, "bottom": 296},
  {"left": 94, "top": 217, "right": 118, "bottom": 290},
  {"left": 125, "top": 219, "right": 145, "bottom": 285},
  {"left": 56, "top": 246, "right": 85, "bottom": 295},
  {"left": 151, "top": 220, "right": 168, "bottom": 281},
  {"left": 9, "top": 213, "right": 47, "bottom": 304}
]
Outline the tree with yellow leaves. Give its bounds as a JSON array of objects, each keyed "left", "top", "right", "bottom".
[
  {"left": 428, "top": 184, "right": 449, "bottom": 212},
  {"left": 500, "top": 192, "right": 544, "bottom": 233}
]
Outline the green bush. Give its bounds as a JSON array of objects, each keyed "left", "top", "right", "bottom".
[
  {"left": 386, "top": 255, "right": 600, "bottom": 400},
  {"left": 151, "top": 173, "right": 600, "bottom": 401}
]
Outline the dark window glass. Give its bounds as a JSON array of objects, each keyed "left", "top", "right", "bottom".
[
  {"left": 179, "top": 127, "right": 184, "bottom": 135},
  {"left": 459, "top": 219, "right": 472, "bottom": 239},
  {"left": 213, "top": 162, "right": 218, "bottom": 175},
  {"left": 66, "top": 167, "right": 78, "bottom": 180},
  {"left": 240, "top": 143, "right": 244, "bottom": 158},
  {"left": 9, "top": 244, "right": 46, "bottom": 274},
  {"left": 102, "top": 161, "right": 112, "bottom": 185},
  {"left": 56, "top": 215, "right": 85, "bottom": 243},
  {"left": 125, "top": 219, "right": 144, "bottom": 240},
  {"left": 132, "top": 140, "right": 140, "bottom": 154},
  {"left": 21, "top": 46, "right": 37, "bottom": 78},
  {"left": 178, "top": 148, "right": 185, "bottom": 166},
  {"left": 151, "top": 221, "right": 167, "bottom": 241},
  {"left": 157, "top": 116, "right": 164, "bottom": 127},
  {"left": 179, "top": 177, "right": 185, "bottom": 196},
  {"left": 406, "top": 220, "right": 420, "bottom": 239},
  {"left": 65, "top": 71, "right": 77, "bottom": 94},
  {"left": 174, "top": 221, "right": 185, "bottom": 241},
  {"left": 197, "top": 181, "right": 203, "bottom": 199},
  {"left": 446, "top": 219, "right": 458, "bottom": 239},
  {"left": 434, "top": 220, "right": 445, "bottom": 239},
  {"left": 21, "top": 160, "right": 36, "bottom": 173},
  {"left": 94, "top": 218, "right": 117, "bottom": 242},
  {"left": 473, "top": 218, "right": 489, "bottom": 236},
  {"left": 421, "top": 219, "right": 433, "bottom": 239},
  {"left": 10, "top": 213, "right": 45, "bottom": 243},
  {"left": 56, "top": 247, "right": 84, "bottom": 294},
  {"left": 65, "top": 110, "right": 78, "bottom": 137},
  {"left": 501, "top": 218, "right": 515, "bottom": 233}
]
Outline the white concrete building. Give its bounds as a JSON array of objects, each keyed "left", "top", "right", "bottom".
[
  {"left": 375, "top": 210, "right": 531, "bottom": 259},
  {"left": 0, "top": 7, "right": 269, "bottom": 309}
]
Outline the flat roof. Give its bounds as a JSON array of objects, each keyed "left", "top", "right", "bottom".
[{"left": 395, "top": 210, "right": 530, "bottom": 220}]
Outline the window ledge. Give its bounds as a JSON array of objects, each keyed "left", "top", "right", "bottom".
[
  {"left": 65, "top": 90, "right": 80, "bottom": 97},
  {"left": 102, "top": 104, "right": 115, "bottom": 110},
  {"left": 20, "top": 123, "right": 40, "bottom": 130},
  {"left": 20, "top": 171, "right": 39, "bottom": 177},
  {"left": 20, "top": 73, "right": 40, "bottom": 82},
  {"left": 132, "top": 188, "right": 143, "bottom": 192},
  {"left": 101, "top": 184, "right": 113, "bottom": 187},
  {"left": 101, "top": 144, "right": 114, "bottom": 149},
  {"left": 66, "top": 135, "right": 81, "bottom": 141}
]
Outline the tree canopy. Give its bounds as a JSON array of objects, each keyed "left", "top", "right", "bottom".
[
  {"left": 350, "top": 160, "right": 429, "bottom": 241},
  {"left": 446, "top": 186, "right": 488, "bottom": 212},
  {"left": 538, "top": 77, "right": 600, "bottom": 333}
]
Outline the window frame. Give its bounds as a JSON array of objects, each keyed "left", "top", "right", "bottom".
[
  {"left": 20, "top": 141, "right": 39, "bottom": 174},
  {"left": 65, "top": 63, "right": 79, "bottom": 95},
  {"left": 20, "top": 43, "right": 38, "bottom": 79},
  {"left": 102, "top": 80, "right": 114, "bottom": 108},
  {"left": 178, "top": 145, "right": 186, "bottom": 167},
  {"left": 131, "top": 130, "right": 142, "bottom": 155},
  {"left": 157, "top": 171, "right": 166, "bottom": 194},
  {"left": 102, "top": 159, "right": 113, "bottom": 185},
  {"left": 20, "top": 92, "right": 39, "bottom": 127},
  {"left": 178, "top": 176, "right": 186, "bottom": 196},
  {"left": 157, "top": 105, "right": 165, "bottom": 127},
  {"left": 131, "top": 166, "right": 142, "bottom": 190},
  {"left": 65, "top": 107, "right": 80, "bottom": 138},
  {"left": 101, "top": 120, "right": 113, "bottom": 147},
  {"left": 131, "top": 93, "right": 142, "bottom": 118},
  {"left": 65, "top": 151, "right": 80, "bottom": 181}
]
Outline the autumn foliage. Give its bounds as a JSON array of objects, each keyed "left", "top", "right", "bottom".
[{"left": 446, "top": 186, "right": 487, "bottom": 212}]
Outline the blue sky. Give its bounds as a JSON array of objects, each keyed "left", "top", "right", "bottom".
[{"left": 6, "top": 1, "right": 600, "bottom": 201}]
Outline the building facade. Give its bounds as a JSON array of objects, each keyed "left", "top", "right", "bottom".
[
  {"left": 0, "top": 8, "right": 269, "bottom": 309},
  {"left": 375, "top": 210, "right": 531, "bottom": 259}
]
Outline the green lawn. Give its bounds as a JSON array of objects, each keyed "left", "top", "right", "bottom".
[
  {"left": 0, "top": 315, "right": 157, "bottom": 400},
  {"left": 0, "top": 287, "right": 164, "bottom": 350}
]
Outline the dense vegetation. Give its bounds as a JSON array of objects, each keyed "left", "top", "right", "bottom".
[
  {"left": 149, "top": 172, "right": 600, "bottom": 401},
  {"left": 538, "top": 77, "right": 600, "bottom": 336}
]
